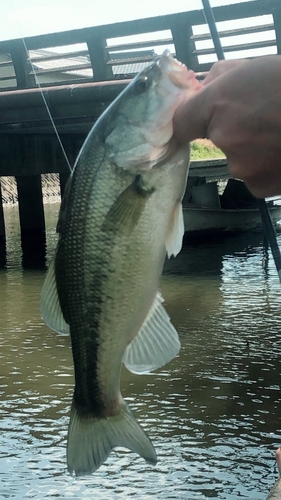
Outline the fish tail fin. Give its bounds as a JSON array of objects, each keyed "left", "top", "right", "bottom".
[{"left": 67, "top": 402, "right": 157, "bottom": 476}]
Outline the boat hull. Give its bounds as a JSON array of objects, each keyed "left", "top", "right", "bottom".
[{"left": 183, "top": 204, "right": 281, "bottom": 237}]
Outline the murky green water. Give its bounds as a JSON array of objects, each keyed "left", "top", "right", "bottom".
[{"left": 0, "top": 202, "right": 281, "bottom": 499}]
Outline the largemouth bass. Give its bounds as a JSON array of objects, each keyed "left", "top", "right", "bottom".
[{"left": 40, "top": 50, "right": 200, "bottom": 476}]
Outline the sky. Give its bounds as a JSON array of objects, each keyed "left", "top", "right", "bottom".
[{"left": 2, "top": 0, "right": 252, "bottom": 42}]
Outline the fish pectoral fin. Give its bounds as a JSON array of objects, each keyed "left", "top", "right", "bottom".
[
  {"left": 40, "top": 258, "right": 70, "bottom": 335},
  {"left": 67, "top": 401, "right": 157, "bottom": 476},
  {"left": 102, "top": 175, "right": 154, "bottom": 236},
  {"left": 123, "top": 291, "right": 180, "bottom": 374},
  {"left": 165, "top": 201, "right": 184, "bottom": 258}
]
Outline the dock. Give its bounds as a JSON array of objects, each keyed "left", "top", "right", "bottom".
[{"left": 0, "top": 0, "right": 280, "bottom": 266}]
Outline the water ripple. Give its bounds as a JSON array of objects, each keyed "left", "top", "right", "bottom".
[{"left": 0, "top": 207, "right": 281, "bottom": 498}]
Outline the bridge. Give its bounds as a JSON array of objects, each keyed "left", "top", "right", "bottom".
[{"left": 0, "top": 0, "right": 280, "bottom": 266}]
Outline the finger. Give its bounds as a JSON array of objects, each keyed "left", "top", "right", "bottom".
[{"left": 203, "top": 59, "right": 248, "bottom": 86}]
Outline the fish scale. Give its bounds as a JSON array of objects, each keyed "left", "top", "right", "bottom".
[{"left": 40, "top": 50, "right": 201, "bottom": 475}]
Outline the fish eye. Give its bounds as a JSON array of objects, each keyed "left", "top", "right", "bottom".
[{"left": 134, "top": 76, "right": 150, "bottom": 94}]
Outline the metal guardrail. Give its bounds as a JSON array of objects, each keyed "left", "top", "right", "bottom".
[
  {"left": 0, "top": 0, "right": 280, "bottom": 135},
  {"left": 0, "top": 0, "right": 280, "bottom": 90}
]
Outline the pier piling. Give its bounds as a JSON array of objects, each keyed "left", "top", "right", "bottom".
[{"left": 16, "top": 175, "right": 46, "bottom": 267}]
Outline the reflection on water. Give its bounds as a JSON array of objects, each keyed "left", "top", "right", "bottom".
[{"left": 0, "top": 202, "right": 281, "bottom": 499}]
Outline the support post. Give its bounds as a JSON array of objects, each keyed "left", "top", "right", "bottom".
[
  {"left": 273, "top": 0, "right": 281, "bottom": 55},
  {"left": 171, "top": 21, "right": 198, "bottom": 70},
  {"left": 59, "top": 172, "right": 71, "bottom": 199},
  {"left": 16, "top": 175, "right": 46, "bottom": 268},
  {"left": 0, "top": 180, "right": 6, "bottom": 240},
  {"left": 0, "top": 180, "right": 6, "bottom": 267},
  {"left": 87, "top": 37, "right": 113, "bottom": 81}
]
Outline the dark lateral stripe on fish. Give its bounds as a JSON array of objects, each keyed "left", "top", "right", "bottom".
[
  {"left": 64, "top": 266, "right": 115, "bottom": 416},
  {"left": 71, "top": 328, "right": 104, "bottom": 415},
  {"left": 69, "top": 305, "right": 106, "bottom": 415}
]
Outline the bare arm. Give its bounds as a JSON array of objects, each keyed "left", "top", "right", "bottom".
[{"left": 173, "top": 56, "right": 281, "bottom": 198}]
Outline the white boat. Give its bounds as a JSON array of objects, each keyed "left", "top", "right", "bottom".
[
  {"left": 183, "top": 177, "right": 281, "bottom": 237},
  {"left": 183, "top": 203, "right": 281, "bottom": 236}
]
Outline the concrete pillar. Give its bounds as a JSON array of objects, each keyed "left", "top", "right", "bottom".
[
  {"left": 16, "top": 175, "right": 46, "bottom": 268},
  {"left": 0, "top": 180, "right": 6, "bottom": 267},
  {"left": 59, "top": 172, "right": 71, "bottom": 199},
  {"left": 0, "top": 180, "right": 6, "bottom": 240}
]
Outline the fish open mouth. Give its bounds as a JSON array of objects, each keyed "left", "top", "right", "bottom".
[{"left": 158, "top": 49, "right": 201, "bottom": 91}]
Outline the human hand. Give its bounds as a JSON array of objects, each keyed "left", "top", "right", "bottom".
[
  {"left": 202, "top": 59, "right": 247, "bottom": 85},
  {"left": 174, "top": 56, "right": 281, "bottom": 198}
]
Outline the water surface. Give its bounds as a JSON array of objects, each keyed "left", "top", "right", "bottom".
[{"left": 0, "top": 202, "right": 280, "bottom": 499}]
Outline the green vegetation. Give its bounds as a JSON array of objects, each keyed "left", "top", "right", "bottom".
[{"left": 190, "top": 139, "right": 225, "bottom": 160}]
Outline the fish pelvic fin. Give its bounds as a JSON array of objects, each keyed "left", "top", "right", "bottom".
[
  {"left": 67, "top": 401, "right": 157, "bottom": 476},
  {"left": 165, "top": 201, "right": 184, "bottom": 258},
  {"left": 123, "top": 291, "right": 180, "bottom": 374}
]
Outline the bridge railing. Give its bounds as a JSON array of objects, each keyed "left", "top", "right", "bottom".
[{"left": 0, "top": 0, "right": 280, "bottom": 90}]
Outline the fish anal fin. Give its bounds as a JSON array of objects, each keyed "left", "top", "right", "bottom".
[
  {"left": 165, "top": 202, "right": 184, "bottom": 258},
  {"left": 67, "top": 401, "right": 157, "bottom": 476},
  {"left": 40, "top": 258, "right": 70, "bottom": 335},
  {"left": 123, "top": 292, "right": 180, "bottom": 374}
]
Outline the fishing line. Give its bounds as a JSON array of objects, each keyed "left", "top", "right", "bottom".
[
  {"left": 10, "top": 0, "right": 73, "bottom": 172},
  {"left": 21, "top": 38, "right": 73, "bottom": 172}
]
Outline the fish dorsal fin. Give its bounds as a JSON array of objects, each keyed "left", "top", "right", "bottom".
[
  {"left": 123, "top": 292, "right": 180, "bottom": 374},
  {"left": 165, "top": 202, "right": 184, "bottom": 258},
  {"left": 40, "top": 258, "right": 70, "bottom": 335}
]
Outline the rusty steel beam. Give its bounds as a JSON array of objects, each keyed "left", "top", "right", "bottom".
[{"left": 0, "top": 80, "right": 128, "bottom": 134}]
